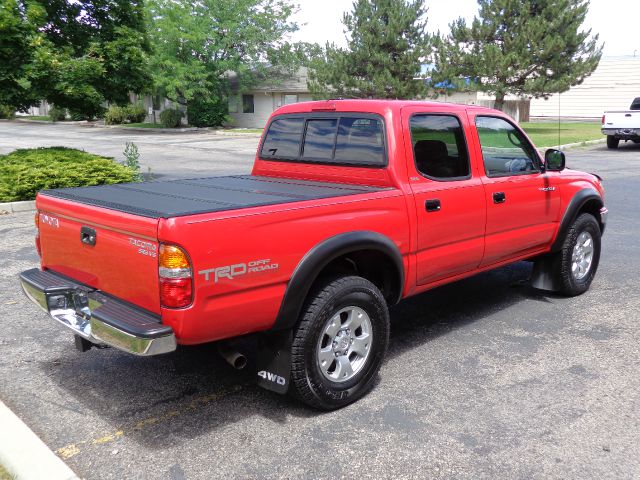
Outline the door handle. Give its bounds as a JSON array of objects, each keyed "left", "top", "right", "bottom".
[
  {"left": 493, "top": 192, "right": 506, "bottom": 204},
  {"left": 425, "top": 199, "right": 441, "bottom": 212}
]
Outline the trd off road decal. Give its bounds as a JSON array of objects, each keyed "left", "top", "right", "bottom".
[{"left": 198, "top": 259, "right": 279, "bottom": 283}]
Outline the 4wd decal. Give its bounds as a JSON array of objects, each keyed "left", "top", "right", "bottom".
[
  {"left": 257, "top": 370, "right": 286, "bottom": 386},
  {"left": 199, "top": 259, "right": 279, "bottom": 283}
]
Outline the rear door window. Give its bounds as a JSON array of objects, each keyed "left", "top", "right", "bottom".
[
  {"left": 260, "top": 114, "right": 386, "bottom": 166},
  {"left": 409, "top": 114, "right": 470, "bottom": 180}
]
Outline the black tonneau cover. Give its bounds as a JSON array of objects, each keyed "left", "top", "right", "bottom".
[{"left": 40, "top": 175, "right": 386, "bottom": 219}]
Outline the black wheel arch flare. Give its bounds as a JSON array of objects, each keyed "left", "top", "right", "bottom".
[
  {"left": 551, "top": 188, "right": 604, "bottom": 252},
  {"left": 270, "top": 231, "right": 404, "bottom": 331}
]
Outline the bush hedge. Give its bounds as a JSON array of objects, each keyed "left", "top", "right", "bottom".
[
  {"left": 187, "top": 96, "right": 227, "bottom": 127},
  {"left": 0, "top": 105, "right": 15, "bottom": 119},
  {"left": 126, "top": 103, "right": 147, "bottom": 123},
  {"left": 104, "top": 103, "right": 147, "bottom": 125},
  {"left": 159, "top": 108, "right": 183, "bottom": 128},
  {"left": 104, "top": 105, "right": 127, "bottom": 124},
  {"left": 0, "top": 147, "right": 138, "bottom": 202},
  {"left": 49, "top": 106, "right": 67, "bottom": 122}
]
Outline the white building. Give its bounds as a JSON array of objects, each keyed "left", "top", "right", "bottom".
[{"left": 530, "top": 56, "right": 640, "bottom": 119}]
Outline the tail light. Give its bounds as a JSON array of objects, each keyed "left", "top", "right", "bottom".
[
  {"left": 159, "top": 244, "right": 193, "bottom": 308},
  {"left": 34, "top": 211, "right": 41, "bottom": 258},
  {"left": 601, "top": 115, "right": 605, "bottom": 125}
]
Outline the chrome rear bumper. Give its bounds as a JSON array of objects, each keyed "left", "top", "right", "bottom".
[{"left": 20, "top": 268, "right": 176, "bottom": 356}]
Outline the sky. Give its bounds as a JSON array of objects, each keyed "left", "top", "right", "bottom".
[{"left": 290, "top": 0, "right": 640, "bottom": 57}]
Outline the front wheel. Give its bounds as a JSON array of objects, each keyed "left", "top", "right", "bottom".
[
  {"left": 607, "top": 135, "right": 619, "bottom": 149},
  {"left": 557, "top": 213, "right": 602, "bottom": 296},
  {"left": 290, "top": 276, "right": 390, "bottom": 410}
]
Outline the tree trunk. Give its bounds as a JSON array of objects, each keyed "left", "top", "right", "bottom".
[{"left": 494, "top": 93, "right": 505, "bottom": 112}]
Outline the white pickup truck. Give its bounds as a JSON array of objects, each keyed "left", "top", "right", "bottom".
[{"left": 602, "top": 97, "right": 640, "bottom": 149}]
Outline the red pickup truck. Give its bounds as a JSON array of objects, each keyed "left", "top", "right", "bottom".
[{"left": 20, "top": 100, "right": 607, "bottom": 409}]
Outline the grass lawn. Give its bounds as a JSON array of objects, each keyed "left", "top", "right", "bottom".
[
  {"left": 521, "top": 121, "right": 602, "bottom": 148},
  {"left": 16, "top": 115, "right": 51, "bottom": 121}
]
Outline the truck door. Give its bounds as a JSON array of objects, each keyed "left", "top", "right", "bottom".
[
  {"left": 468, "top": 114, "right": 561, "bottom": 266},
  {"left": 401, "top": 107, "right": 487, "bottom": 286}
]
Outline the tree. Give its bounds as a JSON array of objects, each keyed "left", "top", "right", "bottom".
[
  {"left": 432, "top": 0, "right": 602, "bottom": 111},
  {"left": 308, "top": 0, "right": 430, "bottom": 99},
  {"left": 1, "top": 0, "right": 151, "bottom": 117},
  {"left": 146, "top": 0, "right": 303, "bottom": 125},
  {"left": 0, "top": 0, "right": 39, "bottom": 110}
]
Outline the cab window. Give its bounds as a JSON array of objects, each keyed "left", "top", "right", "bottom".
[
  {"left": 410, "top": 114, "right": 470, "bottom": 180},
  {"left": 260, "top": 114, "right": 386, "bottom": 166},
  {"left": 475, "top": 116, "right": 540, "bottom": 177}
]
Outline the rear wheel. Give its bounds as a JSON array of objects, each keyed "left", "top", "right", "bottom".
[
  {"left": 290, "top": 276, "right": 389, "bottom": 410},
  {"left": 556, "top": 213, "right": 601, "bottom": 296},
  {"left": 607, "top": 135, "right": 619, "bottom": 149}
]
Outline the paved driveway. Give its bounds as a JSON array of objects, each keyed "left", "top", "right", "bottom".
[
  {"left": 1, "top": 131, "right": 639, "bottom": 479},
  {"left": 0, "top": 121, "right": 260, "bottom": 178}
]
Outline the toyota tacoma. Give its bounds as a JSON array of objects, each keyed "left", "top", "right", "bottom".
[{"left": 20, "top": 100, "right": 607, "bottom": 410}]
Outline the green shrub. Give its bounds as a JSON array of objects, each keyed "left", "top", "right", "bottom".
[
  {"left": 159, "top": 108, "right": 183, "bottom": 128},
  {"left": 68, "top": 110, "right": 92, "bottom": 121},
  {"left": 125, "top": 103, "right": 147, "bottom": 123},
  {"left": 0, "top": 104, "right": 15, "bottom": 119},
  {"left": 187, "top": 96, "right": 228, "bottom": 127},
  {"left": 0, "top": 147, "right": 138, "bottom": 202},
  {"left": 105, "top": 103, "right": 148, "bottom": 124},
  {"left": 123, "top": 142, "right": 142, "bottom": 181},
  {"left": 49, "top": 106, "right": 67, "bottom": 122},
  {"left": 104, "top": 105, "right": 127, "bottom": 125}
]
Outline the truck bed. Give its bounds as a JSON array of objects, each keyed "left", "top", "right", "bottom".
[{"left": 40, "top": 175, "right": 386, "bottom": 218}]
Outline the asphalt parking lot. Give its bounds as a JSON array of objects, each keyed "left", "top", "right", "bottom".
[
  {"left": 1, "top": 125, "right": 640, "bottom": 479},
  {"left": 0, "top": 121, "right": 259, "bottom": 178}
]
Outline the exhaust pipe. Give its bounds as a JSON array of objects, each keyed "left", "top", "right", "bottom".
[{"left": 217, "top": 342, "right": 248, "bottom": 370}]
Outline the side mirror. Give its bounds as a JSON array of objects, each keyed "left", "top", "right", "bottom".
[{"left": 545, "top": 149, "right": 565, "bottom": 171}]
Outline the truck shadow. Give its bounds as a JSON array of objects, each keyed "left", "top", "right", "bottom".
[{"left": 40, "top": 261, "right": 560, "bottom": 450}]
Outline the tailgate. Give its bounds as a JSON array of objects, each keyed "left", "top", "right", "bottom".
[
  {"left": 36, "top": 194, "right": 161, "bottom": 314},
  {"left": 604, "top": 111, "right": 640, "bottom": 129}
]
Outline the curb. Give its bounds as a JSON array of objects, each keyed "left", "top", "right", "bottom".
[
  {"left": 0, "top": 401, "right": 80, "bottom": 480},
  {"left": 556, "top": 138, "right": 606, "bottom": 150},
  {"left": 0, "top": 200, "right": 35, "bottom": 214},
  {"left": 91, "top": 124, "right": 203, "bottom": 133},
  {"left": 212, "top": 130, "right": 263, "bottom": 138}
]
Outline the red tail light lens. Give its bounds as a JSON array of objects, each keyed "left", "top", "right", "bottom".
[
  {"left": 159, "top": 277, "right": 193, "bottom": 308},
  {"left": 158, "top": 244, "right": 192, "bottom": 308},
  {"left": 602, "top": 115, "right": 605, "bottom": 125}
]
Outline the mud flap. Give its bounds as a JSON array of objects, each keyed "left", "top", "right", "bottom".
[
  {"left": 256, "top": 330, "right": 293, "bottom": 395},
  {"left": 531, "top": 253, "right": 561, "bottom": 292}
]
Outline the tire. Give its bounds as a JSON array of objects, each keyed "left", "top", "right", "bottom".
[
  {"left": 557, "top": 213, "right": 601, "bottom": 296},
  {"left": 632, "top": 139, "right": 640, "bottom": 144},
  {"left": 290, "top": 275, "right": 390, "bottom": 410},
  {"left": 607, "top": 135, "right": 619, "bottom": 149}
]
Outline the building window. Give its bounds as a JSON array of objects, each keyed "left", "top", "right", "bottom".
[
  {"left": 228, "top": 96, "right": 238, "bottom": 113},
  {"left": 242, "top": 94, "right": 255, "bottom": 114},
  {"left": 283, "top": 94, "right": 298, "bottom": 105}
]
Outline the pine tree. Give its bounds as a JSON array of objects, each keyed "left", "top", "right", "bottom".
[
  {"left": 432, "top": 0, "right": 602, "bottom": 111},
  {"left": 309, "top": 0, "right": 430, "bottom": 99}
]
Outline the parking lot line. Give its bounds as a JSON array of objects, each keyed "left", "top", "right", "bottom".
[{"left": 56, "top": 384, "right": 245, "bottom": 459}]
